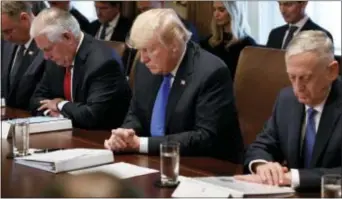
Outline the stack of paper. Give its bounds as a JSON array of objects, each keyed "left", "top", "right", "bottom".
[
  {"left": 1, "top": 116, "right": 72, "bottom": 138},
  {"left": 15, "top": 148, "right": 114, "bottom": 173},
  {"left": 69, "top": 162, "right": 158, "bottom": 179}
]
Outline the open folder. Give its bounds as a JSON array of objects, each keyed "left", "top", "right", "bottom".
[{"left": 15, "top": 148, "right": 114, "bottom": 173}]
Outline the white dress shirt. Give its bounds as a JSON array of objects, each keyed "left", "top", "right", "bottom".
[
  {"left": 95, "top": 14, "right": 120, "bottom": 41},
  {"left": 249, "top": 93, "right": 329, "bottom": 188},
  {"left": 139, "top": 46, "right": 187, "bottom": 153},
  {"left": 281, "top": 15, "right": 309, "bottom": 49}
]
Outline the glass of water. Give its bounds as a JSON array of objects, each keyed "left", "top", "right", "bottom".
[
  {"left": 321, "top": 174, "right": 341, "bottom": 198},
  {"left": 12, "top": 119, "right": 30, "bottom": 157},
  {"left": 160, "top": 141, "right": 180, "bottom": 186}
]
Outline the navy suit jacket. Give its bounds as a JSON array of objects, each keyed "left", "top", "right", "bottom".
[
  {"left": 122, "top": 42, "right": 244, "bottom": 162},
  {"left": 266, "top": 18, "right": 334, "bottom": 49},
  {"left": 1, "top": 40, "right": 45, "bottom": 110},
  {"left": 30, "top": 34, "right": 131, "bottom": 130},
  {"left": 244, "top": 78, "right": 342, "bottom": 189}
]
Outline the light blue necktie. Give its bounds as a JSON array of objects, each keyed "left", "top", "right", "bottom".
[
  {"left": 150, "top": 74, "right": 172, "bottom": 136},
  {"left": 303, "top": 108, "right": 317, "bottom": 168}
]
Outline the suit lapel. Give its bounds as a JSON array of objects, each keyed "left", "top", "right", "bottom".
[
  {"left": 165, "top": 43, "right": 195, "bottom": 128},
  {"left": 2, "top": 42, "right": 17, "bottom": 95},
  {"left": 287, "top": 99, "right": 305, "bottom": 168},
  {"left": 310, "top": 80, "right": 342, "bottom": 166}
]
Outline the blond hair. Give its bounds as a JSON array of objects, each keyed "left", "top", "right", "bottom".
[
  {"left": 285, "top": 30, "right": 334, "bottom": 65},
  {"left": 127, "top": 8, "right": 192, "bottom": 49},
  {"left": 209, "top": 1, "right": 250, "bottom": 48},
  {"left": 1, "top": 1, "right": 32, "bottom": 19}
]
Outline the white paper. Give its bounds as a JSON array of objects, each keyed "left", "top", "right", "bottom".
[
  {"left": 1, "top": 120, "right": 12, "bottom": 139},
  {"left": 69, "top": 162, "right": 158, "bottom": 179},
  {"left": 194, "top": 176, "right": 295, "bottom": 196},
  {"left": 8, "top": 116, "right": 68, "bottom": 124},
  {"left": 172, "top": 176, "right": 243, "bottom": 198},
  {"left": 1, "top": 98, "right": 5, "bottom": 107}
]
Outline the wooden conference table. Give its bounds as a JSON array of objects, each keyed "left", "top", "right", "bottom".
[{"left": 1, "top": 107, "right": 319, "bottom": 198}]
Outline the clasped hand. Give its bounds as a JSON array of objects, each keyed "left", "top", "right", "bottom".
[{"left": 104, "top": 128, "right": 140, "bottom": 152}]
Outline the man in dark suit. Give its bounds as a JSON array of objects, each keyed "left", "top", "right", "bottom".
[
  {"left": 1, "top": 1, "right": 46, "bottom": 110},
  {"left": 104, "top": 9, "right": 244, "bottom": 162},
  {"left": 88, "top": 1, "right": 132, "bottom": 42},
  {"left": 266, "top": 1, "right": 333, "bottom": 49},
  {"left": 29, "top": 8, "right": 131, "bottom": 130},
  {"left": 48, "top": 1, "right": 90, "bottom": 32},
  {"left": 235, "top": 31, "right": 341, "bottom": 189}
]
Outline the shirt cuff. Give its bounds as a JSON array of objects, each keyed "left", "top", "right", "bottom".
[
  {"left": 290, "top": 169, "right": 300, "bottom": 188},
  {"left": 57, "top": 101, "right": 69, "bottom": 111},
  {"left": 139, "top": 137, "right": 148, "bottom": 153},
  {"left": 43, "top": 109, "right": 51, "bottom": 116},
  {"left": 248, "top": 159, "right": 268, "bottom": 174}
]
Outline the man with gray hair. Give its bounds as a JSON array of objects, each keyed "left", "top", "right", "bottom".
[
  {"left": 236, "top": 30, "right": 341, "bottom": 189},
  {"left": 29, "top": 8, "right": 131, "bottom": 130},
  {"left": 104, "top": 8, "right": 244, "bottom": 162},
  {"left": 1, "top": 1, "right": 46, "bottom": 110}
]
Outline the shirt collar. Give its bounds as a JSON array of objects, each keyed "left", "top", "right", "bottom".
[
  {"left": 72, "top": 32, "right": 84, "bottom": 66},
  {"left": 107, "top": 13, "right": 120, "bottom": 28},
  {"left": 304, "top": 86, "right": 331, "bottom": 114},
  {"left": 290, "top": 15, "right": 309, "bottom": 29},
  {"left": 24, "top": 38, "right": 33, "bottom": 49},
  {"left": 170, "top": 44, "right": 187, "bottom": 77}
]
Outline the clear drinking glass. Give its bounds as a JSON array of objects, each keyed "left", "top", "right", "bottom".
[
  {"left": 321, "top": 174, "right": 341, "bottom": 198},
  {"left": 160, "top": 142, "right": 180, "bottom": 186},
  {"left": 12, "top": 119, "right": 30, "bottom": 157}
]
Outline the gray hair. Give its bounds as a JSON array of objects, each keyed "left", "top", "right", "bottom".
[
  {"left": 30, "top": 7, "right": 81, "bottom": 42},
  {"left": 285, "top": 30, "right": 334, "bottom": 64},
  {"left": 1, "top": 1, "right": 33, "bottom": 19},
  {"left": 127, "top": 8, "right": 192, "bottom": 49}
]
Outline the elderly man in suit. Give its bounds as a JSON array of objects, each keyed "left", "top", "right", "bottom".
[
  {"left": 236, "top": 30, "right": 341, "bottom": 190},
  {"left": 29, "top": 8, "right": 131, "bottom": 130},
  {"left": 104, "top": 9, "right": 244, "bottom": 162},
  {"left": 1, "top": 1, "right": 46, "bottom": 110},
  {"left": 266, "top": 1, "right": 333, "bottom": 49}
]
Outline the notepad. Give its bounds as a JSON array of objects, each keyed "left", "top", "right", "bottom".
[
  {"left": 69, "top": 162, "right": 158, "bottom": 179},
  {"left": 1, "top": 116, "right": 72, "bottom": 139},
  {"left": 15, "top": 148, "right": 114, "bottom": 173}
]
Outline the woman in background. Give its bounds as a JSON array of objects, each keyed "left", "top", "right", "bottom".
[{"left": 200, "top": 1, "right": 256, "bottom": 81}]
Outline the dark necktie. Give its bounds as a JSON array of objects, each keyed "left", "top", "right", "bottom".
[
  {"left": 64, "top": 67, "right": 72, "bottom": 101},
  {"left": 302, "top": 108, "right": 317, "bottom": 168},
  {"left": 150, "top": 74, "right": 172, "bottom": 136},
  {"left": 99, "top": 22, "right": 109, "bottom": 40},
  {"left": 282, "top": 25, "right": 298, "bottom": 49},
  {"left": 9, "top": 45, "right": 25, "bottom": 88}
]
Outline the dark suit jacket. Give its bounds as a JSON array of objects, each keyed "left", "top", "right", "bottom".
[
  {"left": 70, "top": 8, "right": 90, "bottom": 33},
  {"left": 87, "top": 15, "right": 132, "bottom": 42},
  {"left": 200, "top": 35, "right": 257, "bottom": 81},
  {"left": 122, "top": 42, "right": 244, "bottom": 162},
  {"left": 244, "top": 78, "right": 342, "bottom": 189},
  {"left": 266, "top": 18, "right": 334, "bottom": 49},
  {"left": 29, "top": 34, "right": 131, "bottom": 130},
  {"left": 1, "top": 40, "right": 45, "bottom": 110}
]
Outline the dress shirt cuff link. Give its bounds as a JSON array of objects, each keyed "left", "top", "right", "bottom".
[
  {"left": 43, "top": 109, "right": 51, "bottom": 116},
  {"left": 57, "top": 101, "right": 69, "bottom": 111},
  {"left": 249, "top": 159, "right": 268, "bottom": 174},
  {"left": 290, "top": 169, "right": 300, "bottom": 188},
  {"left": 139, "top": 137, "right": 148, "bottom": 153}
]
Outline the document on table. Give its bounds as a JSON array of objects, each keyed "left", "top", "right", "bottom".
[{"left": 69, "top": 162, "right": 158, "bottom": 179}]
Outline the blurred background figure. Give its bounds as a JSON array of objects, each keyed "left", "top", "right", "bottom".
[
  {"left": 48, "top": 1, "right": 90, "bottom": 32},
  {"left": 28, "top": 1, "right": 48, "bottom": 16},
  {"left": 200, "top": 1, "right": 256, "bottom": 81},
  {"left": 42, "top": 172, "right": 142, "bottom": 197}
]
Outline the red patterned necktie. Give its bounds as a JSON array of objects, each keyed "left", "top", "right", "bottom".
[{"left": 63, "top": 67, "right": 72, "bottom": 101}]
